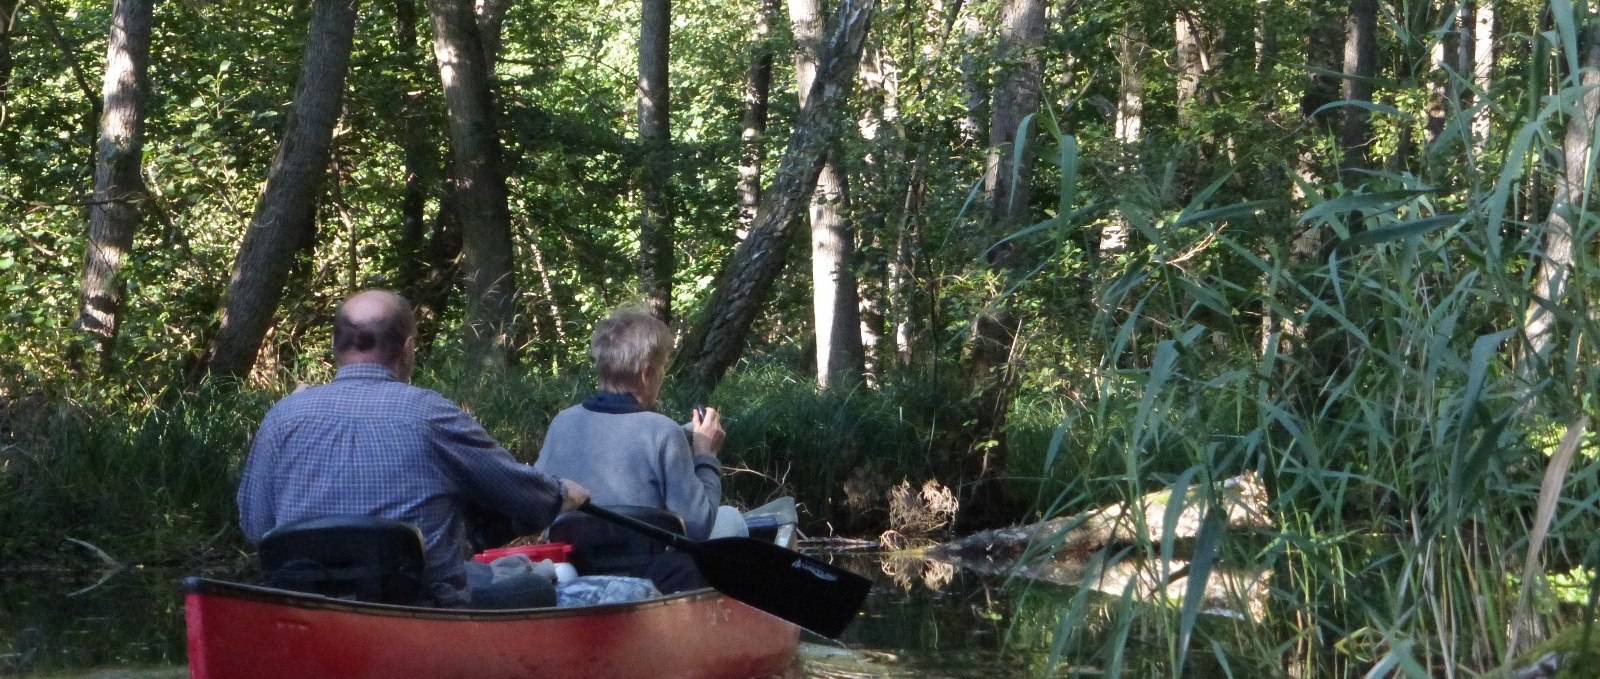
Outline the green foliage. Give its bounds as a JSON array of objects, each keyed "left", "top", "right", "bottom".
[
  {"left": 0, "top": 380, "right": 271, "bottom": 565},
  {"left": 703, "top": 363, "right": 977, "bottom": 534},
  {"left": 7, "top": 0, "right": 1600, "bottom": 675}
]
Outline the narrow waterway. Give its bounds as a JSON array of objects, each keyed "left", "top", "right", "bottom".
[{"left": 1, "top": 550, "right": 1077, "bottom": 678}]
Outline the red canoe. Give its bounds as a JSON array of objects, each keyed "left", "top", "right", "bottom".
[{"left": 183, "top": 577, "right": 801, "bottom": 679}]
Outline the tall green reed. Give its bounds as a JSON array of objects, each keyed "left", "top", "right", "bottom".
[{"left": 1004, "top": 6, "right": 1600, "bottom": 673}]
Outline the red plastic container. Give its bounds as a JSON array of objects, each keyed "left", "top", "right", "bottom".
[{"left": 472, "top": 542, "right": 573, "bottom": 564}]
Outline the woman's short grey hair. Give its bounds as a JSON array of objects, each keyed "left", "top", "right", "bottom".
[{"left": 591, "top": 305, "right": 674, "bottom": 384}]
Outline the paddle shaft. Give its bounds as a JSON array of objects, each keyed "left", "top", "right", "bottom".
[{"left": 578, "top": 503, "right": 698, "bottom": 552}]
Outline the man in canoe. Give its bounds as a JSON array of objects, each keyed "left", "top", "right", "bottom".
[
  {"left": 237, "top": 289, "right": 591, "bottom": 608},
  {"left": 534, "top": 304, "right": 746, "bottom": 591}
]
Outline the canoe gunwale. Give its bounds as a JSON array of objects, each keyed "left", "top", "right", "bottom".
[{"left": 182, "top": 576, "right": 723, "bottom": 621}]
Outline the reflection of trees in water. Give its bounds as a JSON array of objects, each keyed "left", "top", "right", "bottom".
[{"left": 879, "top": 552, "right": 955, "bottom": 591}]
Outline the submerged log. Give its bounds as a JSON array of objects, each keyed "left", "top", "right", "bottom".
[
  {"left": 930, "top": 472, "right": 1270, "bottom": 566},
  {"left": 927, "top": 472, "right": 1272, "bottom": 618}
]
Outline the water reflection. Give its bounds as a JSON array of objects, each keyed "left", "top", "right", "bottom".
[
  {"left": 1, "top": 565, "right": 187, "bottom": 676},
  {"left": 803, "top": 551, "right": 1079, "bottom": 678}
]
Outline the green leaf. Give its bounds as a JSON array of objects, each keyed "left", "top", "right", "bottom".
[
  {"left": 1339, "top": 213, "right": 1463, "bottom": 249},
  {"left": 1177, "top": 508, "right": 1224, "bottom": 675},
  {"left": 1176, "top": 275, "right": 1230, "bottom": 319},
  {"left": 1174, "top": 200, "right": 1274, "bottom": 227},
  {"left": 1299, "top": 189, "right": 1435, "bottom": 225},
  {"left": 1447, "top": 328, "right": 1516, "bottom": 513},
  {"left": 1552, "top": 0, "right": 1581, "bottom": 83},
  {"left": 1309, "top": 99, "right": 1409, "bottom": 120}
]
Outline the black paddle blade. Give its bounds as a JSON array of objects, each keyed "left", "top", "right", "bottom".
[{"left": 690, "top": 537, "right": 871, "bottom": 639}]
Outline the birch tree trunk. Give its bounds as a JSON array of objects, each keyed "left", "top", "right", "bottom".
[
  {"left": 1255, "top": 0, "right": 1276, "bottom": 74},
  {"left": 737, "top": 0, "right": 779, "bottom": 238},
  {"left": 1471, "top": 2, "right": 1494, "bottom": 149},
  {"left": 855, "top": 47, "right": 897, "bottom": 381},
  {"left": 890, "top": 160, "right": 924, "bottom": 366},
  {"left": 204, "top": 0, "right": 358, "bottom": 379},
  {"left": 1524, "top": 24, "right": 1600, "bottom": 370},
  {"left": 429, "top": 0, "right": 518, "bottom": 371},
  {"left": 1174, "top": 9, "right": 1204, "bottom": 127},
  {"left": 676, "top": 0, "right": 875, "bottom": 396},
  {"left": 638, "top": 0, "right": 675, "bottom": 322},
  {"left": 1101, "top": 21, "right": 1144, "bottom": 255},
  {"left": 1425, "top": 5, "right": 1462, "bottom": 144},
  {"left": 73, "top": 0, "right": 153, "bottom": 373},
  {"left": 792, "top": 0, "right": 864, "bottom": 389}
]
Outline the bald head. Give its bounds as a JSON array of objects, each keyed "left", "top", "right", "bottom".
[{"left": 333, "top": 290, "right": 417, "bottom": 376}]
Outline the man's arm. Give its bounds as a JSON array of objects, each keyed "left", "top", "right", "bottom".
[{"left": 428, "top": 397, "right": 581, "bottom": 534}]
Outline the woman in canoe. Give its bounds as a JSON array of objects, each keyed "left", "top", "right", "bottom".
[{"left": 534, "top": 304, "right": 747, "bottom": 591}]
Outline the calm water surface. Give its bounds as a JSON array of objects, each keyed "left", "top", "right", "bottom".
[{"left": 1, "top": 550, "right": 1074, "bottom": 679}]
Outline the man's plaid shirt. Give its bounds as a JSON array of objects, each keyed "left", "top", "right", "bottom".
[{"left": 238, "top": 363, "right": 566, "bottom": 606}]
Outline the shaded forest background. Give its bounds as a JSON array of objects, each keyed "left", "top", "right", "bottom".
[{"left": 5, "top": 0, "right": 1600, "bottom": 673}]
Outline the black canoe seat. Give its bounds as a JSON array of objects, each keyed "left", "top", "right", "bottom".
[
  {"left": 549, "top": 505, "right": 684, "bottom": 576},
  {"left": 259, "top": 515, "right": 425, "bottom": 605}
]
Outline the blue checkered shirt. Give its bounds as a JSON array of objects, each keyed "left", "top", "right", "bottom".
[{"left": 237, "top": 364, "right": 566, "bottom": 606}]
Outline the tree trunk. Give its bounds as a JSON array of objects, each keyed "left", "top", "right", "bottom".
[
  {"left": 1174, "top": 9, "right": 1204, "bottom": 126},
  {"left": 474, "top": 0, "right": 513, "bottom": 72},
  {"left": 957, "top": 1, "right": 987, "bottom": 147},
  {"left": 428, "top": 0, "right": 518, "bottom": 371},
  {"left": 1424, "top": 5, "right": 1462, "bottom": 144},
  {"left": 0, "top": 0, "right": 16, "bottom": 121},
  {"left": 1254, "top": 0, "right": 1276, "bottom": 74},
  {"left": 966, "top": 0, "right": 1046, "bottom": 527},
  {"left": 890, "top": 158, "right": 924, "bottom": 367},
  {"left": 393, "top": 0, "right": 436, "bottom": 301},
  {"left": 203, "top": 0, "right": 358, "bottom": 379},
  {"left": 73, "top": 0, "right": 153, "bottom": 373},
  {"left": 792, "top": 0, "right": 864, "bottom": 389},
  {"left": 736, "top": 0, "right": 779, "bottom": 238},
  {"left": 1524, "top": 24, "right": 1600, "bottom": 370},
  {"left": 855, "top": 46, "right": 897, "bottom": 381},
  {"left": 638, "top": 0, "right": 675, "bottom": 322},
  {"left": 1292, "top": 0, "right": 1342, "bottom": 200},
  {"left": 984, "top": 0, "right": 1046, "bottom": 229},
  {"left": 1471, "top": 1, "right": 1494, "bottom": 148},
  {"left": 810, "top": 157, "right": 865, "bottom": 388},
  {"left": 392, "top": 0, "right": 461, "bottom": 353},
  {"left": 1102, "top": 21, "right": 1144, "bottom": 255},
  {"left": 1340, "top": 0, "right": 1377, "bottom": 174},
  {"left": 675, "top": 0, "right": 876, "bottom": 396}
]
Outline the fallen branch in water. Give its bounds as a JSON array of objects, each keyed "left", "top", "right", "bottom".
[
  {"left": 63, "top": 536, "right": 126, "bottom": 597},
  {"left": 929, "top": 471, "right": 1270, "bottom": 567},
  {"left": 797, "top": 536, "right": 877, "bottom": 551}
]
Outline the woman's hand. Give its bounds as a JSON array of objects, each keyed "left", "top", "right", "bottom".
[{"left": 690, "top": 406, "right": 725, "bottom": 457}]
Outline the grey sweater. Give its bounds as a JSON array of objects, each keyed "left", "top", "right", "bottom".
[{"left": 533, "top": 401, "right": 722, "bottom": 539}]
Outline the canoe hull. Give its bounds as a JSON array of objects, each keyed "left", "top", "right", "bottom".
[{"left": 184, "top": 578, "right": 800, "bottom": 679}]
